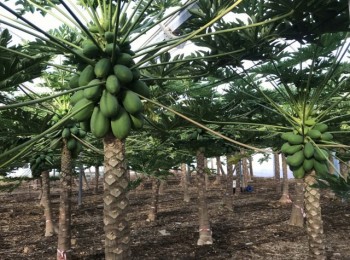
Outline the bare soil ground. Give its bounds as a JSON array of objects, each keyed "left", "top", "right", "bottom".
[{"left": 1, "top": 177, "right": 350, "bottom": 259}]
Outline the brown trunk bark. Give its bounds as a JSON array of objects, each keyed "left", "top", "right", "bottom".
[
  {"left": 213, "top": 157, "right": 222, "bottom": 186},
  {"left": 248, "top": 156, "right": 254, "bottom": 179},
  {"left": 223, "top": 155, "right": 234, "bottom": 211},
  {"left": 103, "top": 135, "right": 131, "bottom": 260},
  {"left": 181, "top": 163, "right": 190, "bottom": 202},
  {"left": 274, "top": 152, "right": 281, "bottom": 193},
  {"left": 304, "top": 171, "right": 326, "bottom": 259},
  {"left": 82, "top": 170, "right": 89, "bottom": 190},
  {"left": 94, "top": 165, "right": 100, "bottom": 194},
  {"left": 196, "top": 148, "right": 213, "bottom": 245},
  {"left": 41, "top": 171, "right": 57, "bottom": 237},
  {"left": 159, "top": 179, "right": 167, "bottom": 195},
  {"left": 57, "top": 141, "right": 73, "bottom": 260},
  {"left": 241, "top": 150, "right": 249, "bottom": 187},
  {"left": 289, "top": 178, "right": 304, "bottom": 227},
  {"left": 278, "top": 154, "right": 292, "bottom": 204},
  {"left": 204, "top": 158, "right": 209, "bottom": 190},
  {"left": 234, "top": 161, "right": 241, "bottom": 197},
  {"left": 147, "top": 177, "right": 160, "bottom": 222}
]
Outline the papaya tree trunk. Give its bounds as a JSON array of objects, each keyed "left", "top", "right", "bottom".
[
  {"left": 196, "top": 148, "right": 213, "bottom": 245},
  {"left": 40, "top": 170, "right": 57, "bottom": 237},
  {"left": 213, "top": 156, "right": 222, "bottom": 186},
  {"left": 57, "top": 141, "right": 73, "bottom": 260},
  {"left": 234, "top": 161, "right": 241, "bottom": 197},
  {"left": 288, "top": 178, "right": 304, "bottom": 227},
  {"left": 103, "top": 135, "right": 130, "bottom": 260},
  {"left": 248, "top": 156, "right": 254, "bottom": 179},
  {"left": 304, "top": 171, "right": 326, "bottom": 259},
  {"left": 242, "top": 155, "right": 250, "bottom": 185},
  {"left": 159, "top": 179, "right": 167, "bottom": 195},
  {"left": 181, "top": 163, "right": 190, "bottom": 202},
  {"left": 94, "top": 165, "right": 100, "bottom": 194},
  {"left": 274, "top": 152, "right": 281, "bottom": 193},
  {"left": 278, "top": 154, "right": 292, "bottom": 204},
  {"left": 223, "top": 155, "right": 234, "bottom": 211},
  {"left": 147, "top": 176, "right": 160, "bottom": 222}
]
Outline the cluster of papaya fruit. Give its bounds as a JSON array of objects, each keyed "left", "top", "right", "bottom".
[
  {"left": 69, "top": 32, "right": 150, "bottom": 140},
  {"left": 61, "top": 125, "right": 86, "bottom": 157},
  {"left": 281, "top": 122, "right": 333, "bottom": 179},
  {"left": 30, "top": 152, "right": 54, "bottom": 176}
]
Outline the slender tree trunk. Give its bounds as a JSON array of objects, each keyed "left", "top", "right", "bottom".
[
  {"left": 57, "top": 141, "right": 73, "bottom": 260},
  {"left": 204, "top": 158, "right": 209, "bottom": 190},
  {"left": 304, "top": 171, "right": 326, "bottom": 259},
  {"left": 82, "top": 170, "right": 89, "bottom": 190},
  {"left": 181, "top": 163, "right": 190, "bottom": 202},
  {"left": 94, "top": 165, "right": 100, "bottom": 194},
  {"left": 289, "top": 178, "right": 304, "bottom": 227},
  {"left": 213, "top": 157, "right": 222, "bottom": 186},
  {"left": 248, "top": 156, "right": 254, "bottom": 180},
  {"left": 274, "top": 152, "right": 281, "bottom": 193},
  {"left": 103, "top": 135, "right": 130, "bottom": 260},
  {"left": 147, "top": 177, "right": 160, "bottom": 222},
  {"left": 40, "top": 171, "right": 57, "bottom": 237},
  {"left": 196, "top": 148, "right": 213, "bottom": 245},
  {"left": 278, "top": 154, "right": 292, "bottom": 204},
  {"left": 223, "top": 155, "right": 234, "bottom": 211},
  {"left": 340, "top": 160, "right": 348, "bottom": 179},
  {"left": 242, "top": 155, "right": 250, "bottom": 184},
  {"left": 235, "top": 161, "right": 241, "bottom": 197},
  {"left": 159, "top": 179, "right": 167, "bottom": 195}
]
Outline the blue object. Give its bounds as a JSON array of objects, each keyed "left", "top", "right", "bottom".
[{"left": 245, "top": 185, "right": 253, "bottom": 192}]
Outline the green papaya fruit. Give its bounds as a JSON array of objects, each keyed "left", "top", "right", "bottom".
[
  {"left": 71, "top": 98, "right": 94, "bottom": 122},
  {"left": 110, "top": 108, "right": 131, "bottom": 139},
  {"left": 320, "top": 132, "right": 333, "bottom": 141},
  {"left": 132, "top": 68, "right": 140, "bottom": 80},
  {"left": 71, "top": 142, "right": 83, "bottom": 158},
  {"left": 282, "top": 143, "right": 303, "bottom": 155},
  {"left": 94, "top": 58, "right": 111, "bottom": 78},
  {"left": 78, "top": 129, "right": 87, "bottom": 138},
  {"left": 62, "top": 128, "right": 71, "bottom": 138},
  {"left": 303, "top": 142, "right": 315, "bottom": 159},
  {"left": 82, "top": 42, "right": 100, "bottom": 58},
  {"left": 286, "top": 150, "right": 304, "bottom": 167},
  {"left": 84, "top": 79, "right": 103, "bottom": 101},
  {"left": 104, "top": 31, "right": 114, "bottom": 43},
  {"left": 106, "top": 75, "right": 121, "bottom": 94},
  {"left": 69, "top": 74, "right": 80, "bottom": 89},
  {"left": 130, "top": 113, "right": 144, "bottom": 129},
  {"left": 283, "top": 132, "right": 304, "bottom": 145},
  {"left": 70, "top": 126, "right": 79, "bottom": 135},
  {"left": 292, "top": 165, "right": 305, "bottom": 179},
  {"left": 128, "top": 80, "right": 150, "bottom": 98},
  {"left": 90, "top": 106, "right": 110, "bottom": 138},
  {"left": 307, "top": 129, "right": 322, "bottom": 139},
  {"left": 314, "top": 148, "right": 328, "bottom": 162},
  {"left": 80, "top": 121, "right": 90, "bottom": 131},
  {"left": 100, "top": 90, "right": 120, "bottom": 118},
  {"left": 105, "top": 43, "right": 120, "bottom": 56},
  {"left": 78, "top": 65, "right": 95, "bottom": 87},
  {"left": 70, "top": 90, "right": 85, "bottom": 106},
  {"left": 114, "top": 64, "right": 133, "bottom": 83},
  {"left": 88, "top": 25, "right": 99, "bottom": 33},
  {"left": 67, "top": 138, "right": 77, "bottom": 150},
  {"left": 313, "top": 123, "right": 328, "bottom": 133},
  {"left": 313, "top": 159, "right": 328, "bottom": 175},
  {"left": 303, "top": 158, "right": 314, "bottom": 172},
  {"left": 116, "top": 53, "right": 133, "bottom": 67},
  {"left": 122, "top": 90, "right": 143, "bottom": 115},
  {"left": 304, "top": 118, "right": 316, "bottom": 126}
]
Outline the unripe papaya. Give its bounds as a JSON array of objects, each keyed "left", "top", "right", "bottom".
[
  {"left": 80, "top": 121, "right": 90, "bottom": 131},
  {"left": 79, "top": 65, "right": 95, "bottom": 87},
  {"left": 132, "top": 68, "right": 140, "bottom": 80},
  {"left": 90, "top": 106, "right": 110, "bottom": 138},
  {"left": 313, "top": 159, "right": 328, "bottom": 175},
  {"left": 122, "top": 90, "right": 143, "bottom": 115},
  {"left": 94, "top": 58, "right": 111, "bottom": 78},
  {"left": 305, "top": 118, "right": 316, "bottom": 126},
  {"left": 303, "top": 158, "right": 314, "bottom": 172},
  {"left": 70, "top": 126, "right": 79, "bottom": 135},
  {"left": 314, "top": 148, "right": 328, "bottom": 162},
  {"left": 70, "top": 90, "right": 85, "bottom": 106},
  {"left": 116, "top": 53, "right": 133, "bottom": 67},
  {"left": 114, "top": 64, "right": 133, "bottom": 83},
  {"left": 281, "top": 143, "right": 302, "bottom": 155},
  {"left": 106, "top": 75, "right": 121, "bottom": 94},
  {"left": 292, "top": 165, "right": 305, "bottom": 179},
  {"left": 71, "top": 141, "right": 83, "bottom": 158},
  {"left": 110, "top": 108, "right": 131, "bottom": 139},
  {"left": 130, "top": 113, "right": 144, "bottom": 129},
  {"left": 307, "top": 129, "right": 321, "bottom": 139},
  {"left": 313, "top": 123, "right": 328, "bottom": 133},
  {"left": 69, "top": 74, "right": 80, "bottom": 89},
  {"left": 286, "top": 150, "right": 304, "bottom": 167},
  {"left": 104, "top": 31, "right": 114, "bottom": 43},
  {"left": 303, "top": 142, "right": 314, "bottom": 159},
  {"left": 284, "top": 132, "right": 304, "bottom": 145},
  {"left": 62, "top": 128, "right": 71, "bottom": 138},
  {"left": 78, "top": 129, "right": 87, "bottom": 138},
  {"left": 105, "top": 43, "right": 120, "bottom": 56},
  {"left": 67, "top": 138, "right": 77, "bottom": 150},
  {"left": 128, "top": 80, "right": 150, "bottom": 98},
  {"left": 320, "top": 132, "right": 333, "bottom": 141},
  {"left": 71, "top": 98, "right": 94, "bottom": 122},
  {"left": 84, "top": 79, "right": 103, "bottom": 101},
  {"left": 82, "top": 42, "right": 100, "bottom": 59},
  {"left": 100, "top": 90, "right": 120, "bottom": 118}
]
